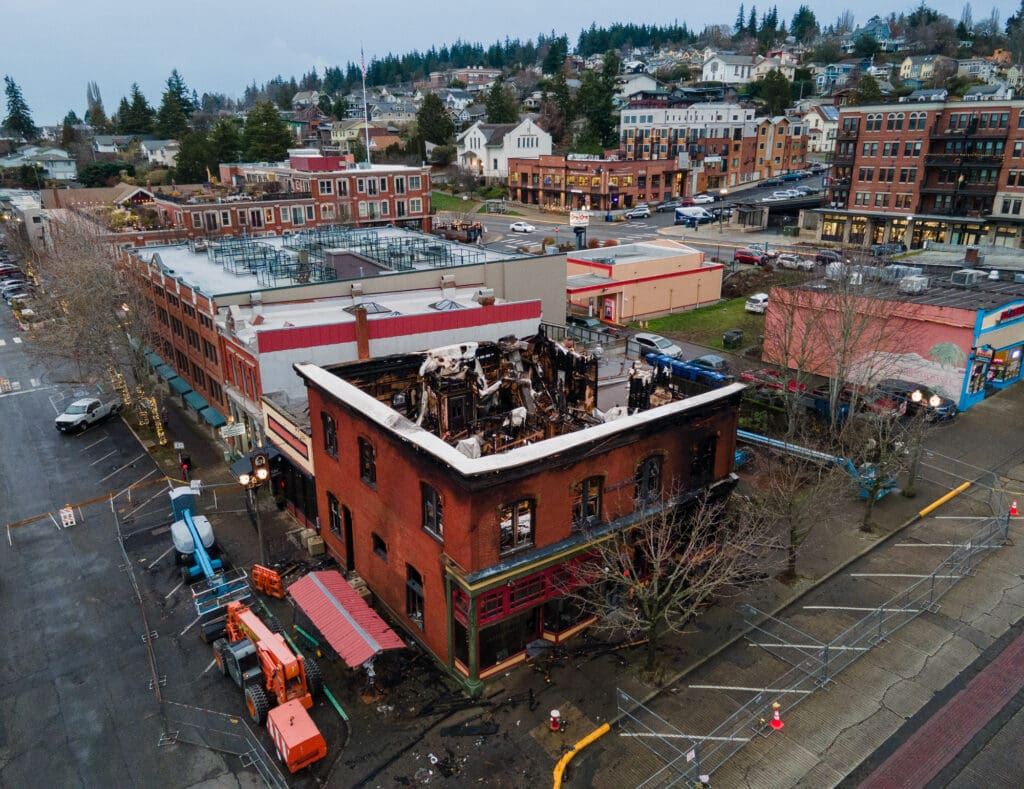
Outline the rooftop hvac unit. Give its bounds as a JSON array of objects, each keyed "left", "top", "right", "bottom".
[
  {"left": 898, "top": 275, "right": 930, "bottom": 294},
  {"left": 350, "top": 283, "right": 363, "bottom": 297},
  {"left": 1014, "top": 273, "right": 1024, "bottom": 284},
  {"left": 439, "top": 274, "right": 456, "bottom": 287},
  {"left": 472, "top": 288, "right": 495, "bottom": 303},
  {"left": 950, "top": 268, "right": 987, "bottom": 287}
]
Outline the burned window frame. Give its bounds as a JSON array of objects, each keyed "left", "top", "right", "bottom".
[
  {"left": 358, "top": 436, "right": 376, "bottom": 488},
  {"left": 406, "top": 564, "right": 424, "bottom": 629},
  {"left": 321, "top": 411, "right": 337, "bottom": 458},
  {"left": 572, "top": 476, "right": 603, "bottom": 531},
  {"left": 499, "top": 498, "right": 535, "bottom": 555},
  {"left": 422, "top": 483, "right": 444, "bottom": 540},
  {"left": 635, "top": 455, "right": 663, "bottom": 503}
]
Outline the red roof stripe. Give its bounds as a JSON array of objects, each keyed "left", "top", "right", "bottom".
[{"left": 288, "top": 570, "right": 405, "bottom": 668}]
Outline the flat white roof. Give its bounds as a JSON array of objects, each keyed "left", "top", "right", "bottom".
[
  {"left": 133, "top": 227, "right": 517, "bottom": 297},
  {"left": 569, "top": 240, "right": 701, "bottom": 265},
  {"left": 296, "top": 360, "right": 745, "bottom": 478}
]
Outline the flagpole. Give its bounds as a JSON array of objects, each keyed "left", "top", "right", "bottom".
[{"left": 360, "top": 45, "right": 372, "bottom": 165}]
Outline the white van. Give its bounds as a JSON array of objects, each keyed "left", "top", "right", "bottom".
[
  {"left": 745, "top": 293, "right": 769, "bottom": 314},
  {"left": 674, "top": 206, "right": 715, "bottom": 225}
]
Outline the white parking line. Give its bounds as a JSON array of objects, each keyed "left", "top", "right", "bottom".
[
  {"left": 164, "top": 580, "right": 184, "bottom": 600},
  {"left": 0, "top": 339, "right": 5, "bottom": 346},
  {"left": 81, "top": 435, "right": 110, "bottom": 451},
  {"left": 89, "top": 449, "right": 118, "bottom": 466},
  {"left": 180, "top": 615, "right": 201, "bottom": 636},
  {"left": 99, "top": 453, "right": 145, "bottom": 482},
  {"left": 12, "top": 337, "right": 21, "bottom": 344}
]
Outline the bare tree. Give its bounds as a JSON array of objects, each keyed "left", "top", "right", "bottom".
[
  {"left": 19, "top": 213, "right": 159, "bottom": 388},
  {"left": 764, "top": 273, "right": 923, "bottom": 432},
  {"left": 566, "top": 492, "right": 778, "bottom": 672},
  {"left": 748, "top": 447, "right": 849, "bottom": 582},
  {"left": 836, "top": 413, "right": 916, "bottom": 531}
]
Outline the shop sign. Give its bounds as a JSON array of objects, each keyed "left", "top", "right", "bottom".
[{"left": 998, "top": 304, "right": 1024, "bottom": 323}]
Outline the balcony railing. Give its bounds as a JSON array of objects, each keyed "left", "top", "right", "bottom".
[
  {"left": 919, "top": 183, "right": 998, "bottom": 196},
  {"left": 924, "top": 153, "right": 1004, "bottom": 167},
  {"left": 929, "top": 126, "right": 1008, "bottom": 140},
  {"left": 836, "top": 129, "right": 859, "bottom": 140}
]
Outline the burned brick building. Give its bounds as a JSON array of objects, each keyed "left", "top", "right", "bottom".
[{"left": 295, "top": 335, "right": 743, "bottom": 693}]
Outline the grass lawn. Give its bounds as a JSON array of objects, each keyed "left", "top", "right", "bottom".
[
  {"left": 432, "top": 191, "right": 482, "bottom": 213},
  {"left": 640, "top": 297, "right": 765, "bottom": 350}
]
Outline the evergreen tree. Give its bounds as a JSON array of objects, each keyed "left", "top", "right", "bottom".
[
  {"left": 209, "top": 118, "right": 242, "bottom": 165},
  {"left": 155, "top": 88, "right": 190, "bottom": 139},
  {"left": 541, "top": 35, "right": 569, "bottom": 74},
  {"left": 86, "top": 81, "right": 110, "bottom": 131},
  {"left": 849, "top": 74, "right": 884, "bottom": 105},
  {"left": 551, "top": 71, "right": 574, "bottom": 123},
  {"left": 790, "top": 5, "right": 819, "bottom": 43},
  {"left": 241, "top": 101, "right": 292, "bottom": 162},
  {"left": 3, "top": 76, "right": 39, "bottom": 140},
  {"left": 748, "top": 6, "right": 759, "bottom": 37},
  {"left": 164, "top": 69, "right": 195, "bottom": 114},
  {"left": 484, "top": 80, "right": 519, "bottom": 124},
  {"left": 173, "top": 130, "right": 213, "bottom": 183},
  {"left": 757, "top": 70, "right": 791, "bottom": 115},
  {"left": 415, "top": 92, "right": 454, "bottom": 146},
  {"left": 332, "top": 96, "right": 350, "bottom": 119},
  {"left": 118, "top": 83, "right": 154, "bottom": 136},
  {"left": 736, "top": 4, "right": 747, "bottom": 35},
  {"left": 60, "top": 121, "right": 79, "bottom": 147}
]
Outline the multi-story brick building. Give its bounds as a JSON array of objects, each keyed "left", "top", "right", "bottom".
[
  {"left": 122, "top": 227, "right": 567, "bottom": 486},
  {"left": 141, "top": 150, "right": 432, "bottom": 243},
  {"left": 616, "top": 105, "right": 809, "bottom": 194},
  {"left": 821, "top": 101, "right": 1024, "bottom": 249},
  {"left": 507, "top": 154, "right": 682, "bottom": 210},
  {"left": 296, "top": 338, "right": 743, "bottom": 692}
]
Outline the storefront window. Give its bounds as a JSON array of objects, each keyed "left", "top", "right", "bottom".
[
  {"left": 821, "top": 217, "right": 844, "bottom": 242},
  {"left": 479, "top": 609, "right": 538, "bottom": 667},
  {"left": 849, "top": 218, "right": 867, "bottom": 245}
]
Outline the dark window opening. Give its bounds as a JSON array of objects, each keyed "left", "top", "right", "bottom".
[{"left": 406, "top": 565, "right": 424, "bottom": 629}]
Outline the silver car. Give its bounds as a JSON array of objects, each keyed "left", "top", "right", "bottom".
[{"left": 634, "top": 332, "right": 683, "bottom": 359}]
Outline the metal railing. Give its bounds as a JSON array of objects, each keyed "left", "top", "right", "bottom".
[
  {"left": 160, "top": 700, "right": 287, "bottom": 789},
  {"left": 617, "top": 508, "right": 1011, "bottom": 785}
]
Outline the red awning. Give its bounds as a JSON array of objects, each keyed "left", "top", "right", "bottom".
[{"left": 288, "top": 570, "right": 405, "bottom": 668}]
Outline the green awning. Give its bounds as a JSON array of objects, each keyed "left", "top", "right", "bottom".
[
  {"left": 146, "top": 352, "right": 164, "bottom": 368},
  {"left": 199, "top": 406, "right": 227, "bottom": 427},
  {"left": 183, "top": 390, "right": 209, "bottom": 411},
  {"left": 168, "top": 376, "right": 192, "bottom": 394},
  {"left": 156, "top": 364, "right": 177, "bottom": 380}
]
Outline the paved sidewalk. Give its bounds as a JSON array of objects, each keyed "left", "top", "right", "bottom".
[{"left": 859, "top": 625, "right": 1024, "bottom": 788}]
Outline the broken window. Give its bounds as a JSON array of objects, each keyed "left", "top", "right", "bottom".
[
  {"left": 321, "top": 412, "right": 337, "bottom": 458},
  {"left": 635, "top": 456, "right": 663, "bottom": 503},
  {"left": 573, "top": 476, "right": 603, "bottom": 531},
  {"left": 406, "top": 565, "right": 424, "bottom": 628},
  {"left": 327, "top": 492, "right": 341, "bottom": 537},
  {"left": 372, "top": 532, "right": 388, "bottom": 561},
  {"left": 358, "top": 437, "right": 376, "bottom": 488},
  {"left": 691, "top": 435, "right": 718, "bottom": 488},
  {"left": 499, "top": 499, "right": 535, "bottom": 554},
  {"left": 422, "top": 483, "right": 444, "bottom": 539}
]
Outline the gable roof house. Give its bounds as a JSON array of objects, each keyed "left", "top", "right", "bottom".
[
  {"left": 702, "top": 53, "right": 757, "bottom": 85},
  {"left": 456, "top": 119, "right": 552, "bottom": 181}
]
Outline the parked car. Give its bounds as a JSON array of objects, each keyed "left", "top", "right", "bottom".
[
  {"left": 566, "top": 314, "right": 617, "bottom": 336},
  {"left": 691, "top": 193, "right": 715, "bottom": 204},
  {"left": 815, "top": 249, "right": 843, "bottom": 265},
  {"left": 763, "top": 177, "right": 784, "bottom": 186},
  {"left": 656, "top": 200, "right": 681, "bottom": 213},
  {"left": 781, "top": 172, "right": 803, "bottom": 182},
  {"left": 794, "top": 184, "right": 821, "bottom": 195},
  {"left": 734, "top": 248, "right": 768, "bottom": 266},
  {"left": 777, "top": 253, "right": 816, "bottom": 271},
  {"left": 55, "top": 397, "right": 123, "bottom": 433},
  {"left": 624, "top": 204, "right": 651, "bottom": 219},
  {"left": 687, "top": 354, "right": 730, "bottom": 373},
  {"left": 869, "top": 242, "right": 907, "bottom": 257},
  {"left": 745, "top": 292, "right": 770, "bottom": 314},
  {"left": 872, "top": 379, "right": 958, "bottom": 421},
  {"left": 709, "top": 206, "right": 734, "bottom": 219},
  {"left": 633, "top": 332, "right": 683, "bottom": 360},
  {"left": 509, "top": 221, "right": 536, "bottom": 233},
  {"left": 3, "top": 287, "right": 33, "bottom": 304}
]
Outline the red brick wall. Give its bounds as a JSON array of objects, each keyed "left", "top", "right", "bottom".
[{"left": 308, "top": 381, "right": 739, "bottom": 664}]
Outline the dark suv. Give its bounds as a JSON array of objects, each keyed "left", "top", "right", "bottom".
[
  {"left": 869, "top": 242, "right": 907, "bottom": 257},
  {"left": 873, "top": 379, "right": 958, "bottom": 421},
  {"left": 815, "top": 249, "right": 843, "bottom": 265},
  {"left": 566, "top": 314, "right": 617, "bottom": 336}
]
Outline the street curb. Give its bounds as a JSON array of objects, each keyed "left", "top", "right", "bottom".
[{"left": 610, "top": 482, "right": 974, "bottom": 732}]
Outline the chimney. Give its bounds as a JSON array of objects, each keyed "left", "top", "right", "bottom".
[
  {"left": 964, "top": 247, "right": 979, "bottom": 265},
  {"left": 354, "top": 305, "right": 370, "bottom": 360}
]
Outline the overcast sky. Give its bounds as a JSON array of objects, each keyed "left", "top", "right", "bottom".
[{"left": 5, "top": 0, "right": 1016, "bottom": 124}]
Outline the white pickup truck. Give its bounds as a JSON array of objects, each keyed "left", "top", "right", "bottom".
[{"left": 55, "top": 397, "right": 122, "bottom": 433}]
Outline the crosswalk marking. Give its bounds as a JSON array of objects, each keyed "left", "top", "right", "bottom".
[
  {"left": 12, "top": 337, "right": 21, "bottom": 344},
  {"left": 0, "top": 339, "right": 5, "bottom": 346},
  {"left": 30, "top": 378, "right": 40, "bottom": 387}
]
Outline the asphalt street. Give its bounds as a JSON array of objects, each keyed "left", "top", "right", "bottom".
[{"left": 0, "top": 305, "right": 265, "bottom": 788}]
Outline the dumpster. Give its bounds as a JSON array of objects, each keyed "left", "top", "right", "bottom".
[{"left": 722, "top": 329, "right": 744, "bottom": 349}]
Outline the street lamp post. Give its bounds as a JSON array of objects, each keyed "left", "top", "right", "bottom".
[
  {"left": 238, "top": 451, "right": 271, "bottom": 565},
  {"left": 719, "top": 188, "right": 728, "bottom": 234},
  {"left": 903, "top": 389, "right": 939, "bottom": 498}
]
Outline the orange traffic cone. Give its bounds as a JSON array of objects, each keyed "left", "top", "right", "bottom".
[
  {"left": 769, "top": 702, "right": 784, "bottom": 731},
  {"left": 1011, "top": 500, "right": 1019, "bottom": 517}
]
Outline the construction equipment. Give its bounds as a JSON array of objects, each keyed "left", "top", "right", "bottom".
[
  {"left": 212, "top": 600, "right": 326, "bottom": 772},
  {"left": 169, "top": 487, "right": 250, "bottom": 620},
  {"left": 252, "top": 564, "right": 285, "bottom": 598},
  {"left": 736, "top": 429, "right": 897, "bottom": 500}
]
